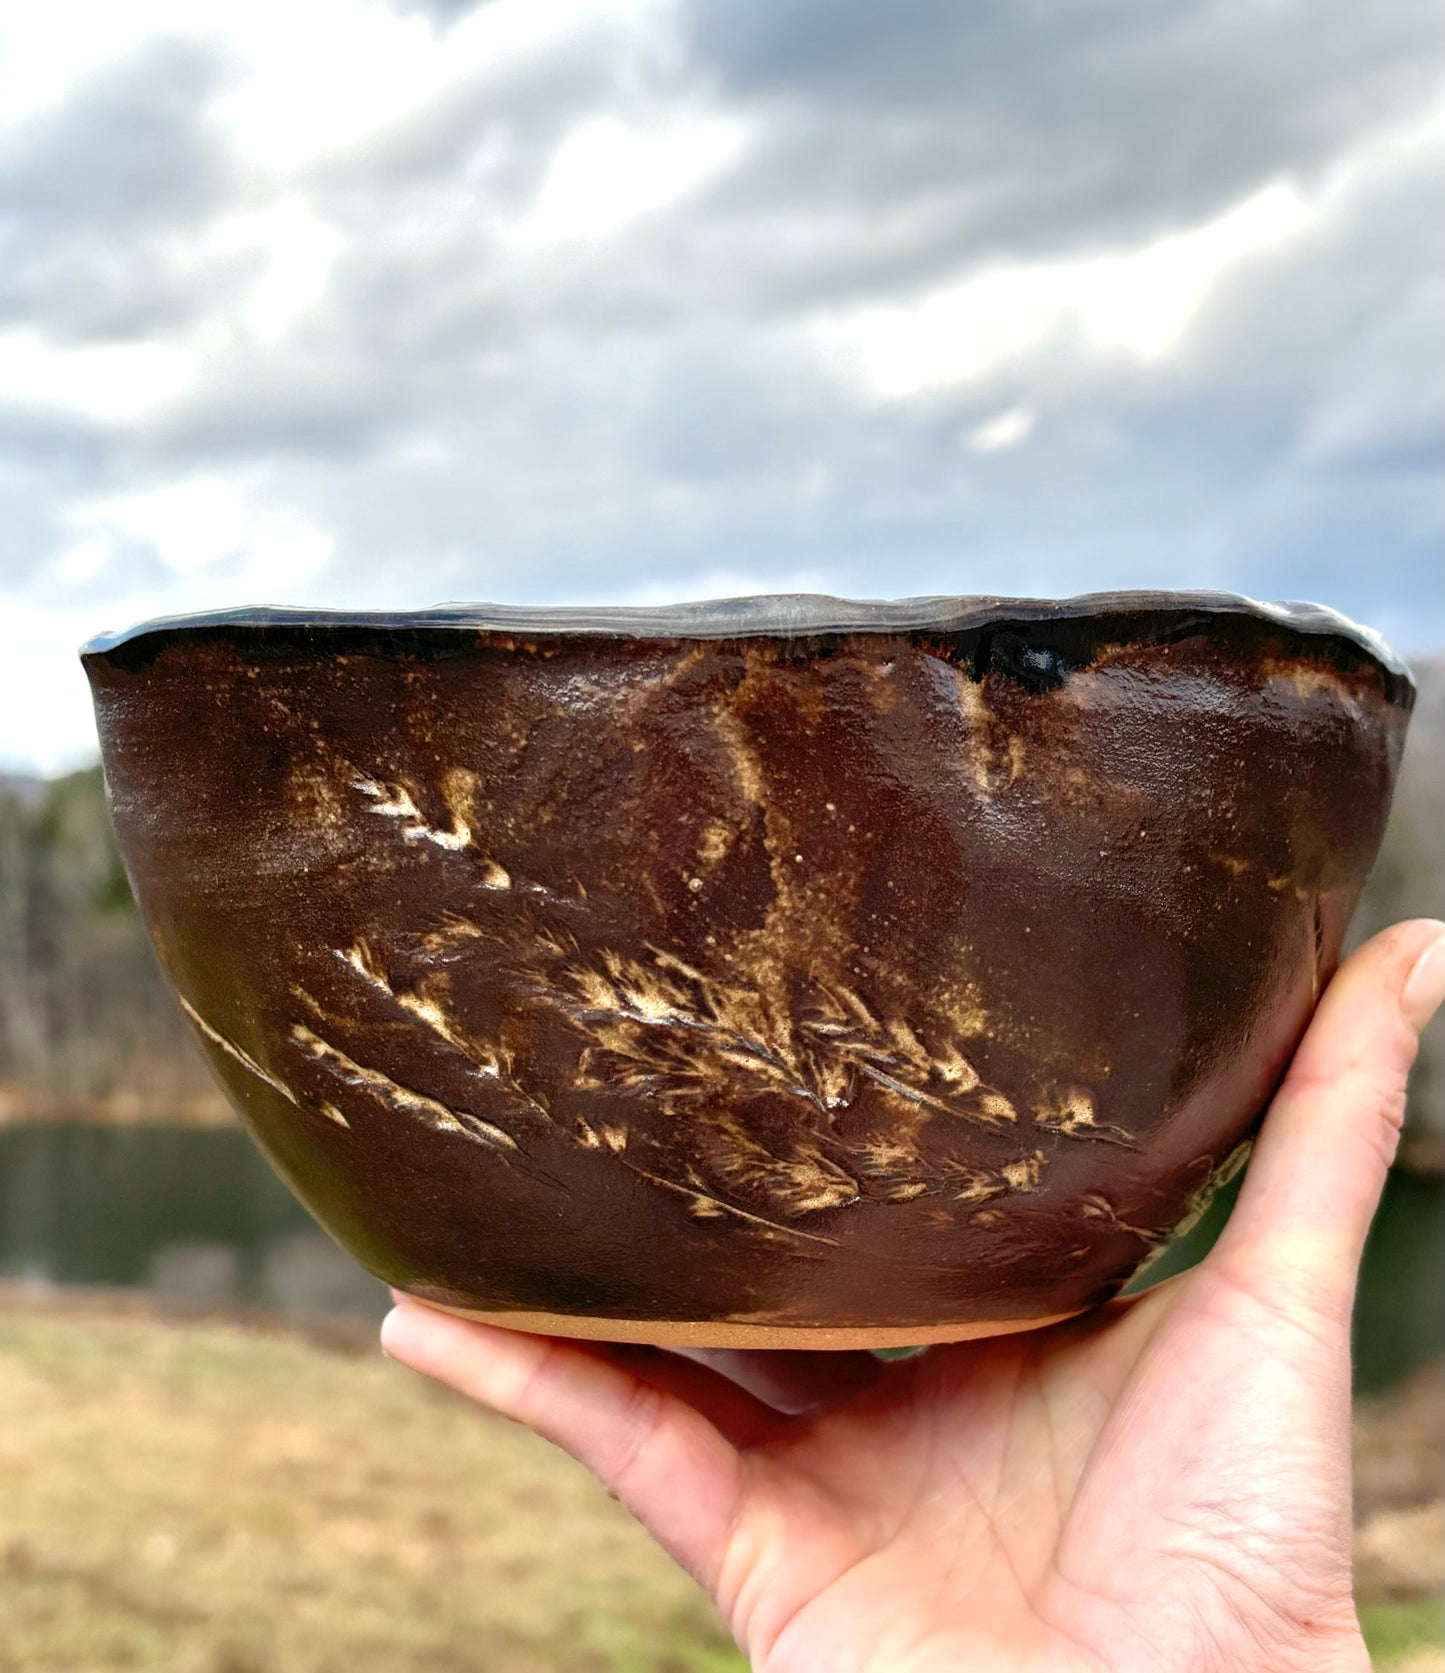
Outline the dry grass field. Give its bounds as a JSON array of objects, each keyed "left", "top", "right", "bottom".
[
  {"left": 0, "top": 1296, "right": 743, "bottom": 1673},
  {"left": 0, "top": 1291, "right": 1438, "bottom": 1672}
]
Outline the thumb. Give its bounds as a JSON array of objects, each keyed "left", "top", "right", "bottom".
[{"left": 1207, "top": 918, "right": 1445, "bottom": 1329}]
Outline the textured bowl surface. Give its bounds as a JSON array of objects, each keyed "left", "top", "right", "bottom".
[{"left": 82, "top": 592, "right": 1413, "bottom": 1347}]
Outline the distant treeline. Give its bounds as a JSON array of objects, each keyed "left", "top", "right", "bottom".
[
  {"left": 0, "top": 769, "right": 222, "bottom": 1120},
  {"left": 1, "top": 662, "right": 1440, "bottom": 1155}
]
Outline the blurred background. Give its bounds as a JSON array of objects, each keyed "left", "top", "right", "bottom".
[{"left": 1, "top": 0, "right": 1441, "bottom": 1668}]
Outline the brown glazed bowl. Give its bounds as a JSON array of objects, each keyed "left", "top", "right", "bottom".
[{"left": 82, "top": 592, "right": 1413, "bottom": 1349}]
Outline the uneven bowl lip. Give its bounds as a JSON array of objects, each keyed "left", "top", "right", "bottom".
[{"left": 81, "top": 588, "right": 1414, "bottom": 700}]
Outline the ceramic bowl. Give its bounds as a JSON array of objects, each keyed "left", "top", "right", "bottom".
[{"left": 81, "top": 592, "right": 1413, "bottom": 1349}]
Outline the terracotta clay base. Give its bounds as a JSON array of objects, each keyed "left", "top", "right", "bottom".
[{"left": 405, "top": 1297, "right": 1084, "bottom": 1351}]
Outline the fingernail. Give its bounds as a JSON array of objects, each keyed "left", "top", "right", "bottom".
[
  {"left": 378, "top": 1305, "right": 408, "bottom": 1359},
  {"left": 1402, "top": 928, "right": 1445, "bottom": 1032}
]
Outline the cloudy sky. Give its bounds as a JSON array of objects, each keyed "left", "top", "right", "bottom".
[{"left": 2, "top": 0, "right": 1441, "bottom": 772}]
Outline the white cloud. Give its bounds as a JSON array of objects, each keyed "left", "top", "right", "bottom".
[
  {"left": 0, "top": 601, "right": 105, "bottom": 773},
  {"left": 822, "top": 182, "right": 1315, "bottom": 400},
  {"left": 525, "top": 112, "right": 745, "bottom": 243},
  {"left": 0, "top": 332, "right": 195, "bottom": 423},
  {"left": 1078, "top": 184, "right": 1314, "bottom": 360},
  {"left": 84, "top": 477, "right": 249, "bottom": 573},
  {"left": 0, "top": 0, "right": 669, "bottom": 172},
  {"left": 218, "top": 0, "right": 674, "bottom": 172},
  {"left": 211, "top": 199, "right": 345, "bottom": 344},
  {"left": 54, "top": 540, "right": 110, "bottom": 587},
  {"left": 965, "top": 405, "right": 1036, "bottom": 455},
  {"left": 70, "top": 475, "right": 335, "bottom": 590}
]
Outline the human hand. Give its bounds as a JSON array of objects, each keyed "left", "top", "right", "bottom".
[{"left": 381, "top": 920, "right": 1445, "bottom": 1673}]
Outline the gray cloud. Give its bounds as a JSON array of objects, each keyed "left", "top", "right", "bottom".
[
  {"left": 389, "top": 0, "right": 505, "bottom": 24},
  {"left": 0, "top": 39, "right": 241, "bottom": 342},
  {"left": 0, "top": 38, "right": 232, "bottom": 233},
  {"left": 662, "top": 0, "right": 1445, "bottom": 315}
]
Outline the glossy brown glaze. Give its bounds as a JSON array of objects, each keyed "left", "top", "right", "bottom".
[{"left": 81, "top": 593, "right": 1413, "bottom": 1345}]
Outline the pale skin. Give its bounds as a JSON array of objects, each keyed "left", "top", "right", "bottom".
[{"left": 382, "top": 920, "right": 1445, "bottom": 1673}]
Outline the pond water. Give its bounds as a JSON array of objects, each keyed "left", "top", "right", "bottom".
[
  {"left": 0, "top": 1123, "right": 1439, "bottom": 1388},
  {"left": 0, "top": 1123, "right": 386, "bottom": 1321}
]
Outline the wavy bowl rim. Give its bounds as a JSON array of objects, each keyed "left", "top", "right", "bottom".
[{"left": 80, "top": 588, "right": 1414, "bottom": 699}]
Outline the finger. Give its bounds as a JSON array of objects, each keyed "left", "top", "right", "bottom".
[
  {"left": 667, "top": 1347, "right": 885, "bottom": 1416},
  {"left": 1207, "top": 917, "right": 1445, "bottom": 1326},
  {"left": 380, "top": 1299, "right": 743, "bottom": 1589}
]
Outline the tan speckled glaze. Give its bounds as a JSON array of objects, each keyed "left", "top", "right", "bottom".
[{"left": 81, "top": 593, "right": 1413, "bottom": 1347}]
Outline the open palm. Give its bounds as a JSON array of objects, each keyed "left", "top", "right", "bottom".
[{"left": 383, "top": 921, "right": 1444, "bottom": 1673}]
